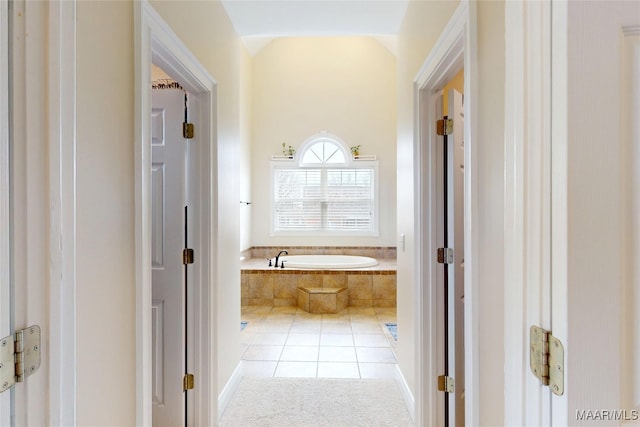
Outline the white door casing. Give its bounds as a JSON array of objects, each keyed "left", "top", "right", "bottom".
[
  {"left": 135, "top": 2, "right": 216, "bottom": 425},
  {"left": 505, "top": 1, "right": 640, "bottom": 425},
  {"left": 0, "top": 0, "right": 11, "bottom": 422},
  {"left": 413, "top": 2, "right": 479, "bottom": 426},
  {"left": 3, "top": 1, "right": 76, "bottom": 425},
  {"left": 151, "top": 88, "right": 190, "bottom": 426}
]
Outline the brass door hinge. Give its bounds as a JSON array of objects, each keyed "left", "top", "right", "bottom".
[
  {"left": 183, "top": 373, "right": 194, "bottom": 391},
  {"left": 183, "top": 248, "right": 194, "bottom": 265},
  {"left": 183, "top": 123, "right": 194, "bottom": 139},
  {"left": 0, "top": 325, "right": 41, "bottom": 394},
  {"left": 438, "top": 375, "right": 454, "bottom": 393},
  {"left": 437, "top": 118, "right": 453, "bottom": 136},
  {"left": 437, "top": 248, "right": 454, "bottom": 264},
  {"left": 530, "top": 326, "right": 564, "bottom": 396}
]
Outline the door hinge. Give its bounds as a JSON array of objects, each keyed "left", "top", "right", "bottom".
[
  {"left": 530, "top": 326, "right": 564, "bottom": 396},
  {"left": 183, "top": 373, "right": 195, "bottom": 391},
  {"left": 183, "top": 123, "right": 194, "bottom": 139},
  {"left": 437, "top": 118, "right": 453, "bottom": 136},
  {"left": 438, "top": 375, "right": 454, "bottom": 393},
  {"left": 437, "top": 247, "right": 454, "bottom": 264},
  {"left": 0, "top": 325, "right": 41, "bottom": 394},
  {"left": 183, "top": 248, "right": 194, "bottom": 265}
]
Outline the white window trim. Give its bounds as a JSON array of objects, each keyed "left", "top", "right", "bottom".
[{"left": 270, "top": 134, "right": 379, "bottom": 237}]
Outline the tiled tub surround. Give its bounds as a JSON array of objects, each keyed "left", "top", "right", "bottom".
[
  {"left": 241, "top": 246, "right": 397, "bottom": 261},
  {"left": 297, "top": 286, "right": 348, "bottom": 314},
  {"left": 241, "top": 257, "right": 397, "bottom": 308}
]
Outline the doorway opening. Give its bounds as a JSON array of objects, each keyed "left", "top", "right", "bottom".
[
  {"left": 413, "top": 2, "right": 478, "bottom": 426},
  {"left": 135, "top": 3, "right": 217, "bottom": 425}
]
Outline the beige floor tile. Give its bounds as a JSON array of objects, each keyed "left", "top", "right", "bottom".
[
  {"left": 264, "top": 311, "right": 295, "bottom": 319},
  {"left": 293, "top": 311, "right": 321, "bottom": 321},
  {"left": 359, "top": 363, "right": 397, "bottom": 379},
  {"left": 322, "top": 312, "right": 350, "bottom": 321},
  {"left": 280, "top": 346, "right": 319, "bottom": 362},
  {"left": 317, "top": 362, "right": 360, "bottom": 379},
  {"left": 286, "top": 333, "right": 320, "bottom": 346},
  {"left": 320, "top": 333, "right": 354, "bottom": 347},
  {"left": 348, "top": 307, "right": 376, "bottom": 315},
  {"left": 258, "top": 321, "right": 292, "bottom": 332},
  {"left": 321, "top": 321, "right": 352, "bottom": 333},
  {"left": 351, "top": 321, "right": 384, "bottom": 334},
  {"left": 289, "top": 322, "right": 320, "bottom": 334},
  {"left": 251, "top": 333, "right": 288, "bottom": 346},
  {"left": 242, "top": 361, "right": 278, "bottom": 377},
  {"left": 353, "top": 334, "right": 390, "bottom": 347},
  {"left": 242, "top": 306, "right": 272, "bottom": 315},
  {"left": 270, "top": 305, "right": 299, "bottom": 315},
  {"left": 319, "top": 346, "right": 357, "bottom": 362},
  {"left": 355, "top": 347, "right": 396, "bottom": 363},
  {"left": 274, "top": 361, "right": 318, "bottom": 378},
  {"left": 243, "top": 345, "right": 283, "bottom": 361}
]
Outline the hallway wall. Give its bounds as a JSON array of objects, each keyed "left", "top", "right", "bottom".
[
  {"left": 396, "top": 1, "right": 506, "bottom": 424},
  {"left": 76, "top": 2, "right": 136, "bottom": 423},
  {"left": 396, "top": 0, "right": 460, "bottom": 402},
  {"left": 75, "top": 1, "right": 246, "bottom": 424},
  {"left": 149, "top": 0, "right": 247, "bottom": 407}
]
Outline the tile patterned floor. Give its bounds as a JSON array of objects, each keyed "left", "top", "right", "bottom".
[{"left": 241, "top": 306, "right": 397, "bottom": 379}]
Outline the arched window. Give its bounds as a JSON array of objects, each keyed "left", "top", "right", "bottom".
[
  {"left": 271, "top": 134, "right": 378, "bottom": 236},
  {"left": 301, "top": 139, "right": 346, "bottom": 165}
]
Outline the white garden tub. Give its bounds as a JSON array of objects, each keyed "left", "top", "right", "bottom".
[{"left": 279, "top": 254, "right": 378, "bottom": 269}]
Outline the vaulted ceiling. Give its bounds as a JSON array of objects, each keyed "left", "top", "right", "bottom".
[{"left": 220, "top": 0, "right": 409, "bottom": 55}]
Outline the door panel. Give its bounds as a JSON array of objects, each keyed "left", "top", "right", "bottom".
[
  {"left": 151, "top": 88, "right": 186, "bottom": 427},
  {"left": 151, "top": 163, "right": 165, "bottom": 269},
  {"left": 437, "top": 87, "right": 465, "bottom": 427},
  {"left": 447, "top": 89, "right": 465, "bottom": 427}
]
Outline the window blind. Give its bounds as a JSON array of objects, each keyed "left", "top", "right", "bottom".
[{"left": 274, "top": 168, "right": 374, "bottom": 233}]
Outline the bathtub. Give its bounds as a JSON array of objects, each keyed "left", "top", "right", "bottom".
[{"left": 279, "top": 254, "right": 378, "bottom": 269}]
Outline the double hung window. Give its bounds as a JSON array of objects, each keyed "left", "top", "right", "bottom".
[{"left": 271, "top": 136, "right": 378, "bottom": 236}]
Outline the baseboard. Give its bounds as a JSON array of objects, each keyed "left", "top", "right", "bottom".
[
  {"left": 394, "top": 365, "right": 415, "bottom": 422},
  {"left": 218, "top": 361, "right": 243, "bottom": 420}
]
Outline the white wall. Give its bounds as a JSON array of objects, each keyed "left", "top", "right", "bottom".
[
  {"left": 396, "top": 0, "right": 460, "bottom": 399},
  {"left": 74, "top": 1, "right": 246, "bottom": 424},
  {"left": 396, "top": 2, "right": 506, "bottom": 424},
  {"left": 76, "top": 2, "right": 136, "bottom": 424},
  {"left": 239, "top": 48, "right": 253, "bottom": 252},
  {"left": 250, "top": 36, "right": 397, "bottom": 248},
  {"left": 148, "top": 0, "right": 245, "bottom": 400}
]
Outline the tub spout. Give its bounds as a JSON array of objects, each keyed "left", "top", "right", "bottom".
[{"left": 274, "top": 250, "right": 288, "bottom": 268}]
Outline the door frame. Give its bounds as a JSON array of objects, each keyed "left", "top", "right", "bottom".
[
  {"left": 413, "top": 2, "right": 479, "bottom": 426},
  {"left": 134, "top": 2, "right": 217, "bottom": 425},
  {"left": 1, "top": 1, "right": 77, "bottom": 425},
  {"left": 0, "top": 1, "right": 11, "bottom": 422},
  {"left": 47, "top": 1, "right": 78, "bottom": 425},
  {"left": 503, "top": 1, "right": 559, "bottom": 424}
]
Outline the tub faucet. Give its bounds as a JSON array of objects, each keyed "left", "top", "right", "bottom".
[{"left": 274, "top": 250, "right": 288, "bottom": 268}]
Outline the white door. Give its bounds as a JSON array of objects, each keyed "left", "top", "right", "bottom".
[
  {"left": 446, "top": 88, "right": 464, "bottom": 427},
  {"left": 151, "top": 88, "right": 191, "bottom": 427},
  {"left": 436, "top": 88, "right": 465, "bottom": 427}
]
